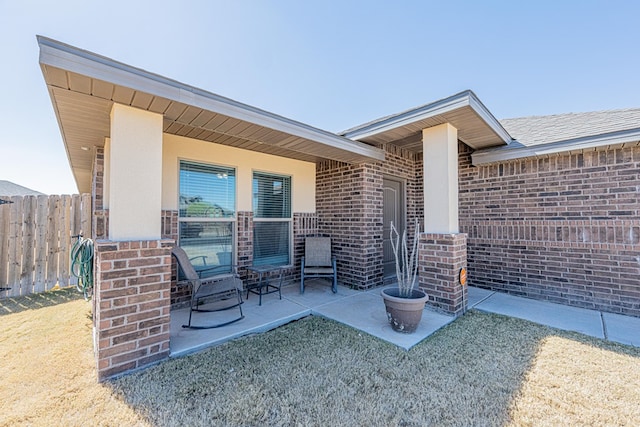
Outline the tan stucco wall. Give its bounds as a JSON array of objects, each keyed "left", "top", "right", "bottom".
[
  {"left": 422, "top": 123, "right": 459, "bottom": 233},
  {"left": 108, "top": 104, "right": 163, "bottom": 240},
  {"left": 162, "top": 134, "right": 316, "bottom": 212}
]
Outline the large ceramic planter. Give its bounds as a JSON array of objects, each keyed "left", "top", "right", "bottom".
[{"left": 381, "top": 287, "right": 428, "bottom": 333}]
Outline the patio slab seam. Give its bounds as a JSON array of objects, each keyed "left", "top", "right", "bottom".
[
  {"left": 468, "top": 289, "right": 496, "bottom": 308},
  {"left": 282, "top": 295, "right": 356, "bottom": 310},
  {"left": 600, "top": 312, "right": 608, "bottom": 340},
  {"left": 600, "top": 311, "right": 640, "bottom": 347}
]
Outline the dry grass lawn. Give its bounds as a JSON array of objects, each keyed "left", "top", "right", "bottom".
[
  {"left": 0, "top": 288, "right": 150, "bottom": 427},
  {"left": 1, "top": 288, "right": 639, "bottom": 426}
]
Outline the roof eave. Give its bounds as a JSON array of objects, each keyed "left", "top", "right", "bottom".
[
  {"left": 472, "top": 128, "right": 640, "bottom": 165},
  {"left": 467, "top": 92, "right": 513, "bottom": 145},
  {"left": 39, "top": 72, "right": 82, "bottom": 193},
  {"left": 37, "top": 36, "right": 385, "bottom": 163},
  {"left": 341, "top": 90, "right": 513, "bottom": 146}
]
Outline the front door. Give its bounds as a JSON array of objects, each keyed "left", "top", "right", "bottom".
[{"left": 383, "top": 177, "right": 405, "bottom": 278}]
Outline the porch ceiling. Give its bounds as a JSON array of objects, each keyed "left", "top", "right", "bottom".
[
  {"left": 341, "top": 91, "right": 514, "bottom": 151},
  {"left": 38, "top": 36, "right": 384, "bottom": 193}
]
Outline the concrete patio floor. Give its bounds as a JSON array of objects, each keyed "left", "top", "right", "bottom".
[{"left": 170, "top": 280, "right": 640, "bottom": 358}]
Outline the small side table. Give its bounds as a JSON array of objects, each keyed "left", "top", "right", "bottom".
[{"left": 246, "top": 265, "right": 284, "bottom": 306}]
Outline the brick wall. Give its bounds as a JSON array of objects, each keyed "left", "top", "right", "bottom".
[
  {"left": 92, "top": 148, "right": 108, "bottom": 240},
  {"left": 418, "top": 233, "right": 467, "bottom": 315},
  {"left": 94, "top": 239, "right": 173, "bottom": 381},
  {"left": 159, "top": 210, "right": 190, "bottom": 307},
  {"left": 316, "top": 160, "right": 384, "bottom": 288},
  {"left": 161, "top": 210, "right": 178, "bottom": 240},
  {"left": 293, "top": 211, "right": 319, "bottom": 275},
  {"left": 315, "top": 145, "right": 424, "bottom": 289},
  {"left": 459, "top": 143, "right": 640, "bottom": 317},
  {"left": 415, "top": 152, "right": 424, "bottom": 230},
  {"left": 236, "top": 211, "right": 253, "bottom": 272}
]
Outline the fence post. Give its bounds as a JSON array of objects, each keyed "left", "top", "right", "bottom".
[
  {"left": 34, "top": 195, "right": 48, "bottom": 292},
  {"left": 58, "top": 195, "right": 71, "bottom": 287},
  {"left": 81, "top": 193, "right": 92, "bottom": 239},
  {"left": 45, "top": 196, "right": 58, "bottom": 289},
  {"left": 0, "top": 201, "right": 9, "bottom": 293},
  {"left": 20, "top": 196, "right": 36, "bottom": 294},
  {"left": 8, "top": 196, "right": 23, "bottom": 296}
]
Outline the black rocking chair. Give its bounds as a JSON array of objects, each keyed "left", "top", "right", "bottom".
[{"left": 172, "top": 246, "right": 244, "bottom": 329}]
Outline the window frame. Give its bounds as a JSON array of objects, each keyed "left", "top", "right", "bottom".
[
  {"left": 252, "top": 170, "right": 293, "bottom": 267},
  {"left": 177, "top": 159, "right": 237, "bottom": 268}
]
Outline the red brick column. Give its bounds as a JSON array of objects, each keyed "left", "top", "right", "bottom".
[
  {"left": 418, "top": 233, "right": 467, "bottom": 316},
  {"left": 94, "top": 239, "right": 173, "bottom": 381}
]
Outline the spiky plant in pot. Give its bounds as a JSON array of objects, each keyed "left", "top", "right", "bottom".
[
  {"left": 390, "top": 219, "right": 420, "bottom": 298},
  {"left": 382, "top": 218, "right": 428, "bottom": 333}
]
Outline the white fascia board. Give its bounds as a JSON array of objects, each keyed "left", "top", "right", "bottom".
[
  {"left": 467, "top": 94, "right": 513, "bottom": 145},
  {"left": 472, "top": 128, "right": 640, "bottom": 165},
  {"left": 342, "top": 90, "right": 512, "bottom": 145},
  {"left": 342, "top": 91, "right": 472, "bottom": 140},
  {"left": 37, "top": 36, "right": 384, "bottom": 162}
]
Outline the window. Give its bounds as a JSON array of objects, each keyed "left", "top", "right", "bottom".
[
  {"left": 253, "top": 172, "right": 291, "bottom": 266},
  {"left": 179, "top": 161, "right": 235, "bottom": 275}
]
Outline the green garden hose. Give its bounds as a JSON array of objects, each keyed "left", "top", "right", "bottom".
[{"left": 71, "top": 235, "right": 94, "bottom": 300}]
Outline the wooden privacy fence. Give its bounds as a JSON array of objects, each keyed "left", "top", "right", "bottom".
[{"left": 0, "top": 194, "right": 91, "bottom": 298}]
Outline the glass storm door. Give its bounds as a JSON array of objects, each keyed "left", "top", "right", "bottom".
[{"left": 383, "top": 177, "right": 405, "bottom": 278}]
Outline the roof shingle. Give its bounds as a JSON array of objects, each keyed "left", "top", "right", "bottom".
[
  {"left": 0, "top": 180, "right": 45, "bottom": 196},
  {"left": 499, "top": 108, "right": 640, "bottom": 147}
]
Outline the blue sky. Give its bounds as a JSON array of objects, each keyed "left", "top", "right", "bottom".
[{"left": 1, "top": 0, "right": 638, "bottom": 194}]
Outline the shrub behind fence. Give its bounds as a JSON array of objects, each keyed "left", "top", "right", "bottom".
[{"left": 0, "top": 194, "right": 91, "bottom": 298}]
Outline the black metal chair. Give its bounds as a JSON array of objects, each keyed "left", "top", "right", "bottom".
[
  {"left": 172, "top": 246, "right": 244, "bottom": 329},
  {"left": 300, "top": 237, "right": 337, "bottom": 294}
]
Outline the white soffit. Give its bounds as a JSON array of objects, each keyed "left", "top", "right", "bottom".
[
  {"left": 38, "top": 36, "right": 385, "bottom": 192},
  {"left": 341, "top": 91, "right": 513, "bottom": 150}
]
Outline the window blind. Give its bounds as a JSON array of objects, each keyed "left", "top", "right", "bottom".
[
  {"left": 253, "top": 172, "right": 291, "bottom": 266},
  {"left": 252, "top": 172, "right": 291, "bottom": 218},
  {"left": 179, "top": 161, "right": 236, "bottom": 218},
  {"left": 179, "top": 161, "right": 236, "bottom": 274}
]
